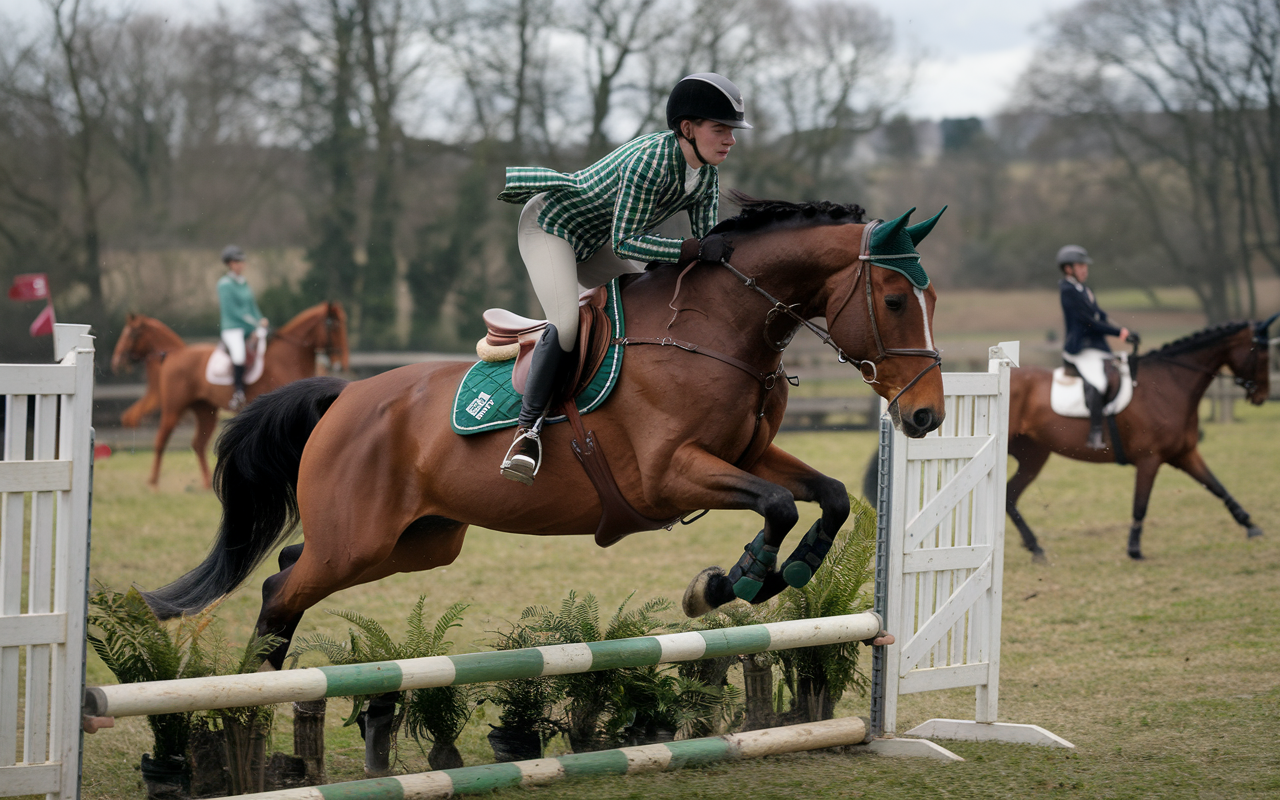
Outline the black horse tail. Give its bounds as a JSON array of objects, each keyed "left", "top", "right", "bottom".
[{"left": 143, "top": 376, "right": 348, "bottom": 620}]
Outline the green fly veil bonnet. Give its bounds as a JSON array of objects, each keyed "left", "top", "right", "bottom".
[{"left": 862, "top": 206, "right": 947, "bottom": 288}]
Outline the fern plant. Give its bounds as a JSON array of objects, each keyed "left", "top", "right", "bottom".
[
  {"left": 197, "top": 626, "right": 285, "bottom": 794},
  {"left": 768, "top": 494, "right": 878, "bottom": 722},
  {"left": 516, "top": 591, "right": 680, "bottom": 751},
  {"left": 86, "top": 586, "right": 214, "bottom": 763},
  {"left": 292, "top": 598, "right": 474, "bottom": 770}
]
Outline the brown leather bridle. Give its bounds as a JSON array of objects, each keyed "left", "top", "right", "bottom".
[
  {"left": 717, "top": 218, "right": 942, "bottom": 411},
  {"left": 272, "top": 304, "right": 341, "bottom": 363}
]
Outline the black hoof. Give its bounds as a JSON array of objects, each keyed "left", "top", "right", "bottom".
[
  {"left": 1247, "top": 526, "right": 1265, "bottom": 539},
  {"left": 1030, "top": 549, "right": 1048, "bottom": 565},
  {"left": 1127, "top": 549, "right": 1145, "bottom": 561}
]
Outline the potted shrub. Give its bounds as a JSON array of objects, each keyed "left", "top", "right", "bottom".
[
  {"left": 292, "top": 599, "right": 474, "bottom": 773},
  {"left": 516, "top": 592, "right": 682, "bottom": 752},
  {"left": 483, "top": 621, "right": 561, "bottom": 762},
  {"left": 86, "top": 586, "right": 214, "bottom": 800},
  {"left": 607, "top": 666, "right": 738, "bottom": 746},
  {"left": 769, "top": 495, "right": 878, "bottom": 723},
  {"left": 197, "top": 629, "right": 283, "bottom": 795}
]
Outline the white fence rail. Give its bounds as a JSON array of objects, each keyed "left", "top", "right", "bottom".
[{"left": 0, "top": 325, "right": 95, "bottom": 799}]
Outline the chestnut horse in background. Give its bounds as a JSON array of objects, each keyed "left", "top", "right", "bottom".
[
  {"left": 143, "top": 200, "right": 947, "bottom": 669},
  {"left": 1006, "top": 316, "right": 1278, "bottom": 560},
  {"left": 111, "top": 302, "right": 349, "bottom": 489}
]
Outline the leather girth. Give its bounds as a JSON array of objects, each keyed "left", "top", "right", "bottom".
[{"left": 560, "top": 400, "right": 681, "bottom": 548}]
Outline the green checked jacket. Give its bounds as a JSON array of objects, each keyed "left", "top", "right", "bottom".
[{"left": 497, "top": 130, "right": 719, "bottom": 264}]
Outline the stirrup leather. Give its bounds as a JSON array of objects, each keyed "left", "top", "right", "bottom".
[{"left": 500, "top": 426, "right": 543, "bottom": 485}]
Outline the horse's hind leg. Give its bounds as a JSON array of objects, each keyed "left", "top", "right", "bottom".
[
  {"left": 1007, "top": 436, "right": 1050, "bottom": 560},
  {"left": 255, "top": 518, "right": 469, "bottom": 670},
  {"left": 1170, "top": 449, "right": 1263, "bottom": 540},
  {"left": 190, "top": 401, "right": 219, "bottom": 489}
]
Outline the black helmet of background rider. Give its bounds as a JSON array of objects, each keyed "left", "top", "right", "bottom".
[{"left": 666, "top": 73, "right": 752, "bottom": 166}]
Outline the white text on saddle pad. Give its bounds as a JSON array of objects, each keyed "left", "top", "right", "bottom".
[
  {"left": 466, "top": 392, "right": 495, "bottom": 419},
  {"left": 205, "top": 332, "right": 267, "bottom": 386},
  {"left": 1050, "top": 355, "right": 1133, "bottom": 418}
]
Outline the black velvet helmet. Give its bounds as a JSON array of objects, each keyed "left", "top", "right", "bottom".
[
  {"left": 1056, "top": 244, "right": 1092, "bottom": 267},
  {"left": 666, "top": 73, "right": 752, "bottom": 130}
]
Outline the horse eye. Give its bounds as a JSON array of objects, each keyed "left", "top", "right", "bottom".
[{"left": 884, "top": 295, "right": 906, "bottom": 312}]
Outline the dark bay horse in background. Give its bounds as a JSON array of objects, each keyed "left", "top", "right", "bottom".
[
  {"left": 111, "top": 302, "right": 349, "bottom": 489},
  {"left": 1007, "top": 316, "right": 1278, "bottom": 560},
  {"left": 143, "top": 200, "right": 946, "bottom": 669}
]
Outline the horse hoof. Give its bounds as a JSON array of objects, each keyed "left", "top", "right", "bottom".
[
  {"left": 782, "top": 561, "right": 813, "bottom": 588},
  {"left": 682, "top": 567, "right": 733, "bottom": 617},
  {"left": 1127, "top": 549, "right": 1145, "bottom": 561},
  {"left": 1247, "top": 526, "right": 1265, "bottom": 539},
  {"left": 1031, "top": 549, "right": 1048, "bottom": 565}
]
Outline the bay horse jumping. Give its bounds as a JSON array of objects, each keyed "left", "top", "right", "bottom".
[
  {"left": 1006, "top": 315, "right": 1278, "bottom": 560},
  {"left": 143, "top": 201, "right": 946, "bottom": 669},
  {"left": 111, "top": 302, "right": 349, "bottom": 489}
]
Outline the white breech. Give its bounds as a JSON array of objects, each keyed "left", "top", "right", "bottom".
[
  {"left": 221, "top": 328, "right": 247, "bottom": 366},
  {"left": 1063, "top": 348, "right": 1111, "bottom": 392},
  {"left": 518, "top": 193, "right": 644, "bottom": 353}
]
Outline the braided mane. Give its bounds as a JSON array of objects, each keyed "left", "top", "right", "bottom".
[
  {"left": 710, "top": 191, "right": 867, "bottom": 236},
  {"left": 1146, "top": 321, "right": 1249, "bottom": 358}
]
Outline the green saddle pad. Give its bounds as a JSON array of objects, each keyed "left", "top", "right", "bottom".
[{"left": 451, "top": 278, "right": 625, "bottom": 435}]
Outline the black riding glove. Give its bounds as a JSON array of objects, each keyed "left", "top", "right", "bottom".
[
  {"left": 698, "top": 234, "right": 734, "bottom": 264},
  {"left": 675, "top": 237, "right": 701, "bottom": 269}
]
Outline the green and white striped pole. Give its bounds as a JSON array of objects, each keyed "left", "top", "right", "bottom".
[
  {"left": 83, "top": 613, "right": 882, "bottom": 719},
  {"left": 224, "top": 717, "right": 870, "bottom": 800}
]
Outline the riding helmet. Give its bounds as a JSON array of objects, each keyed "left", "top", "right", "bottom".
[
  {"left": 1056, "top": 244, "right": 1092, "bottom": 266},
  {"left": 221, "top": 244, "right": 246, "bottom": 264},
  {"left": 666, "top": 73, "right": 753, "bottom": 130}
]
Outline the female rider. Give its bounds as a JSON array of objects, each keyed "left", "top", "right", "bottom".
[
  {"left": 217, "top": 245, "right": 267, "bottom": 411},
  {"left": 496, "top": 73, "right": 751, "bottom": 484}
]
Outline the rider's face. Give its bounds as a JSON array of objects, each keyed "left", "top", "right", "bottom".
[
  {"left": 227, "top": 259, "right": 246, "bottom": 276},
  {"left": 1066, "top": 262, "right": 1089, "bottom": 283},
  {"left": 683, "top": 120, "right": 737, "bottom": 166}
]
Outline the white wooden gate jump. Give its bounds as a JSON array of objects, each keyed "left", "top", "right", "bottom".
[
  {"left": 869, "top": 342, "right": 1072, "bottom": 756},
  {"left": 1, "top": 325, "right": 95, "bottom": 799}
]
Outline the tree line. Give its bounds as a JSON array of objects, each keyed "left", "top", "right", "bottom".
[{"left": 1, "top": 0, "right": 1277, "bottom": 361}]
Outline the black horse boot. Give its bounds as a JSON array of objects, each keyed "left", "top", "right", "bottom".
[
  {"left": 500, "top": 325, "right": 568, "bottom": 485},
  {"left": 230, "top": 363, "right": 247, "bottom": 411},
  {"left": 1083, "top": 381, "right": 1105, "bottom": 449}
]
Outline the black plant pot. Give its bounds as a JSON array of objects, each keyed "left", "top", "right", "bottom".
[
  {"left": 488, "top": 725, "right": 541, "bottom": 763},
  {"left": 140, "top": 753, "right": 189, "bottom": 800}
]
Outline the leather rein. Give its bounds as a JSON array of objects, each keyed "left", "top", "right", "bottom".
[
  {"left": 271, "top": 307, "right": 341, "bottom": 362},
  {"left": 617, "top": 219, "right": 943, "bottom": 462},
  {"left": 1142, "top": 328, "right": 1271, "bottom": 394}
]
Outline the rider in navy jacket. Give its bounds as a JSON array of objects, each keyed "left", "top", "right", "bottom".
[{"left": 1058, "top": 244, "right": 1133, "bottom": 450}]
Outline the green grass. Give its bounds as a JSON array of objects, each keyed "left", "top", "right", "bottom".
[{"left": 75, "top": 405, "right": 1280, "bottom": 799}]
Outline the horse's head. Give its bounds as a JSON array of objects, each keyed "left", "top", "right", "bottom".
[
  {"left": 111, "top": 313, "right": 146, "bottom": 374},
  {"left": 824, "top": 208, "right": 947, "bottom": 438},
  {"left": 1236, "top": 311, "right": 1280, "bottom": 405}
]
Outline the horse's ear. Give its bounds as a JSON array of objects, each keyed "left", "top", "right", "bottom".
[
  {"left": 905, "top": 206, "right": 947, "bottom": 246},
  {"left": 869, "top": 206, "right": 916, "bottom": 251},
  {"left": 1257, "top": 311, "right": 1280, "bottom": 335}
]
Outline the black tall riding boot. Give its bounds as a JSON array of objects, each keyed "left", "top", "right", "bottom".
[
  {"left": 231, "top": 364, "right": 247, "bottom": 411},
  {"left": 500, "top": 325, "right": 569, "bottom": 485},
  {"left": 1083, "top": 382, "right": 1105, "bottom": 450}
]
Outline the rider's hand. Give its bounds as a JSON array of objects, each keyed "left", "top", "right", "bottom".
[
  {"left": 260, "top": 317, "right": 269, "bottom": 327},
  {"left": 1125, "top": 330, "right": 1140, "bottom": 345},
  {"left": 1119, "top": 327, "right": 1130, "bottom": 342},
  {"left": 676, "top": 237, "right": 700, "bottom": 268},
  {"left": 698, "top": 233, "right": 734, "bottom": 264}
]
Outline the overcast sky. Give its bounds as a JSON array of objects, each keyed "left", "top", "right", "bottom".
[{"left": 6, "top": 0, "right": 1078, "bottom": 120}]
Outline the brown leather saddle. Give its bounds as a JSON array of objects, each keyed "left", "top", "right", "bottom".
[
  {"left": 481, "top": 285, "right": 680, "bottom": 547},
  {"left": 481, "top": 285, "right": 613, "bottom": 402},
  {"left": 1061, "top": 359, "right": 1122, "bottom": 403}
]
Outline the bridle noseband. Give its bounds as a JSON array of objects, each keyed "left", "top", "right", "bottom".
[
  {"left": 273, "top": 307, "right": 341, "bottom": 362},
  {"left": 716, "top": 218, "right": 942, "bottom": 411}
]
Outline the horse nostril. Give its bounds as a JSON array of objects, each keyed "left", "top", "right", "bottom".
[{"left": 912, "top": 408, "right": 935, "bottom": 431}]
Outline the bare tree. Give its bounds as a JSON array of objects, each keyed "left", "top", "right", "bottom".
[{"left": 1017, "top": 0, "right": 1280, "bottom": 320}]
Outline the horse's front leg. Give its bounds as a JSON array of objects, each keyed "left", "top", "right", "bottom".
[
  {"left": 1170, "top": 449, "right": 1264, "bottom": 540},
  {"left": 1128, "top": 459, "right": 1162, "bottom": 560},
  {"left": 744, "top": 444, "right": 850, "bottom": 599},
  {"left": 656, "top": 446, "right": 802, "bottom": 616}
]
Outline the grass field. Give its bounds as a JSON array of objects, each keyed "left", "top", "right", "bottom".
[{"left": 72, "top": 401, "right": 1280, "bottom": 800}]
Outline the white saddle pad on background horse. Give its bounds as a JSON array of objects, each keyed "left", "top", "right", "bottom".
[
  {"left": 205, "top": 334, "right": 267, "bottom": 386},
  {"left": 1050, "top": 354, "right": 1133, "bottom": 418}
]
